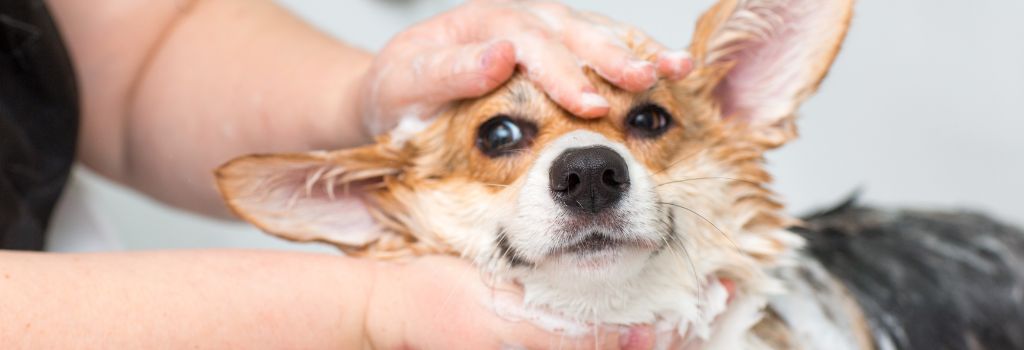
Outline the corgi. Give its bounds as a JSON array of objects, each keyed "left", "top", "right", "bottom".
[{"left": 215, "top": 0, "right": 1024, "bottom": 348}]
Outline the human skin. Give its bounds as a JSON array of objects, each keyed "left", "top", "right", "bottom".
[
  {"left": 50, "top": 0, "right": 376, "bottom": 217},
  {"left": 0, "top": 251, "right": 651, "bottom": 349},
  {"left": 50, "top": 0, "right": 690, "bottom": 217},
  {"left": 7, "top": 0, "right": 686, "bottom": 347}
]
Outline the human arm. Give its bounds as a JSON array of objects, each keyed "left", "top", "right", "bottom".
[
  {"left": 49, "top": 0, "right": 372, "bottom": 216},
  {"left": 48, "top": 0, "right": 692, "bottom": 218},
  {"left": 0, "top": 251, "right": 649, "bottom": 349},
  {"left": 0, "top": 250, "right": 371, "bottom": 348}
]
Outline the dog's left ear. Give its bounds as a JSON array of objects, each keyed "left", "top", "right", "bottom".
[
  {"left": 215, "top": 144, "right": 404, "bottom": 249},
  {"left": 690, "top": 0, "right": 854, "bottom": 145}
]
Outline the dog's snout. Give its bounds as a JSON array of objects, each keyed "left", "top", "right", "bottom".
[{"left": 549, "top": 146, "right": 630, "bottom": 213}]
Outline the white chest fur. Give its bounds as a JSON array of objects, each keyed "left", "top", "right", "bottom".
[{"left": 511, "top": 249, "right": 772, "bottom": 348}]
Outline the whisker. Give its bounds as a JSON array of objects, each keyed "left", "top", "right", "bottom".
[
  {"left": 497, "top": 246, "right": 513, "bottom": 274},
  {"left": 674, "top": 240, "right": 703, "bottom": 313},
  {"left": 652, "top": 148, "right": 707, "bottom": 176},
  {"left": 658, "top": 201, "right": 740, "bottom": 251},
  {"left": 482, "top": 183, "right": 510, "bottom": 188},
  {"left": 656, "top": 176, "right": 761, "bottom": 188},
  {"left": 656, "top": 222, "right": 701, "bottom": 309}
]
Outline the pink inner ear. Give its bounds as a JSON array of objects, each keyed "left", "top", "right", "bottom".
[
  {"left": 221, "top": 158, "right": 385, "bottom": 247},
  {"left": 711, "top": 2, "right": 847, "bottom": 125},
  {"left": 252, "top": 169, "right": 382, "bottom": 246}
]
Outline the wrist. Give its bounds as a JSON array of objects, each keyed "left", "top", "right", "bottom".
[
  {"left": 311, "top": 48, "right": 375, "bottom": 150},
  {"left": 360, "top": 261, "right": 403, "bottom": 349},
  {"left": 323, "top": 255, "right": 381, "bottom": 349}
]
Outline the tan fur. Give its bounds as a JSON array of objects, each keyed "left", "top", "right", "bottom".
[
  {"left": 216, "top": 0, "right": 862, "bottom": 347},
  {"left": 752, "top": 310, "right": 801, "bottom": 349}
]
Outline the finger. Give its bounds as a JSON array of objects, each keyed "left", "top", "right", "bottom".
[
  {"left": 615, "top": 29, "right": 693, "bottom": 81},
  {"left": 421, "top": 40, "right": 516, "bottom": 102},
  {"left": 565, "top": 13, "right": 659, "bottom": 91},
  {"left": 481, "top": 282, "right": 622, "bottom": 349},
  {"left": 399, "top": 40, "right": 517, "bottom": 108},
  {"left": 489, "top": 297, "right": 656, "bottom": 350},
  {"left": 499, "top": 321, "right": 627, "bottom": 350},
  {"left": 657, "top": 50, "right": 695, "bottom": 80},
  {"left": 563, "top": 20, "right": 657, "bottom": 92},
  {"left": 616, "top": 30, "right": 695, "bottom": 80},
  {"left": 513, "top": 31, "right": 610, "bottom": 118},
  {"left": 620, "top": 325, "right": 656, "bottom": 350}
]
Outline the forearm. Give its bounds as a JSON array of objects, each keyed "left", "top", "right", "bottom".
[
  {"left": 50, "top": 0, "right": 372, "bottom": 216},
  {"left": 0, "top": 250, "right": 373, "bottom": 348}
]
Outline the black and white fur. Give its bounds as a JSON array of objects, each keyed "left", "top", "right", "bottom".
[{"left": 780, "top": 197, "right": 1024, "bottom": 349}]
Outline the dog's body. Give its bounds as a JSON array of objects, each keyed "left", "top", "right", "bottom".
[
  {"left": 215, "top": 0, "right": 1024, "bottom": 348},
  {"left": 788, "top": 201, "right": 1024, "bottom": 349}
]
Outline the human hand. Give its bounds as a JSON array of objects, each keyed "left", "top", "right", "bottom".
[
  {"left": 357, "top": 0, "right": 694, "bottom": 136},
  {"left": 363, "top": 256, "right": 661, "bottom": 349}
]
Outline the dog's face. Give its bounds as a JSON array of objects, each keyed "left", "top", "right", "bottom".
[{"left": 218, "top": 0, "right": 852, "bottom": 328}]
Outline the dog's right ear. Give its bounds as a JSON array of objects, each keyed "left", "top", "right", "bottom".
[{"left": 215, "top": 144, "right": 404, "bottom": 249}]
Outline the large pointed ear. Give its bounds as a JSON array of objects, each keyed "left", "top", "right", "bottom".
[
  {"left": 215, "top": 144, "right": 404, "bottom": 249},
  {"left": 690, "top": 0, "right": 854, "bottom": 144}
]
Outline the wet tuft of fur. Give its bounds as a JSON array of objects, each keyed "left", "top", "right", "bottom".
[{"left": 796, "top": 202, "right": 1024, "bottom": 350}]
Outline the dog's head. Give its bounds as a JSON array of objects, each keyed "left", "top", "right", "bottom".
[{"left": 218, "top": 0, "right": 852, "bottom": 329}]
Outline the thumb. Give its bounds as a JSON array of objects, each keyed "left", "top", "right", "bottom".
[
  {"left": 409, "top": 40, "right": 516, "bottom": 107},
  {"left": 362, "top": 40, "right": 516, "bottom": 135}
]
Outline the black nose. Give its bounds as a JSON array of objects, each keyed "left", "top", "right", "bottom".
[{"left": 549, "top": 146, "right": 630, "bottom": 214}]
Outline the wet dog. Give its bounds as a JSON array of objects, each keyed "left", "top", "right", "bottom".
[{"left": 216, "top": 0, "right": 1024, "bottom": 348}]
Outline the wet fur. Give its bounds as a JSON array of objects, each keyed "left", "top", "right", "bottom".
[
  {"left": 215, "top": 0, "right": 1024, "bottom": 348},
  {"left": 794, "top": 200, "right": 1024, "bottom": 349}
]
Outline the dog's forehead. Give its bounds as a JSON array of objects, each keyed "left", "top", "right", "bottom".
[{"left": 478, "top": 70, "right": 668, "bottom": 125}]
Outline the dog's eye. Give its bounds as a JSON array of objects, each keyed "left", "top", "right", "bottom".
[
  {"left": 626, "top": 104, "right": 672, "bottom": 138},
  {"left": 476, "top": 115, "right": 537, "bottom": 157}
]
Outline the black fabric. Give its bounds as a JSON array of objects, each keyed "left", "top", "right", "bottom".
[{"left": 0, "top": 0, "right": 79, "bottom": 250}]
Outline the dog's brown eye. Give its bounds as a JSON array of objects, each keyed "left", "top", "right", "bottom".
[
  {"left": 476, "top": 115, "right": 537, "bottom": 157},
  {"left": 626, "top": 104, "right": 672, "bottom": 138}
]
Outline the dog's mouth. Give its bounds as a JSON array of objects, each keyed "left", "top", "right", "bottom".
[
  {"left": 562, "top": 232, "right": 620, "bottom": 254},
  {"left": 552, "top": 231, "right": 659, "bottom": 256}
]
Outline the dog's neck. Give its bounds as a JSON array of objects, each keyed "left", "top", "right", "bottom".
[
  {"left": 509, "top": 227, "right": 805, "bottom": 348},
  {"left": 517, "top": 250, "right": 729, "bottom": 325}
]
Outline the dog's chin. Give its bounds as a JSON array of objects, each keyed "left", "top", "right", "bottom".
[{"left": 542, "top": 232, "right": 659, "bottom": 273}]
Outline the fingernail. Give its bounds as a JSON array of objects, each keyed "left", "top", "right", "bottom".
[
  {"left": 629, "top": 59, "right": 656, "bottom": 71},
  {"left": 629, "top": 60, "right": 656, "bottom": 76},
  {"left": 660, "top": 50, "right": 694, "bottom": 80},
  {"left": 660, "top": 50, "right": 692, "bottom": 62},
  {"left": 580, "top": 92, "right": 609, "bottom": 110},
  {"left": 480, "top": 41, "right": 512, "bottom": 69}
]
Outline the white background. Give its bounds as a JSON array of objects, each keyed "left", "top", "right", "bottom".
[{"left": 54, "top": 0, "right": 1024, "bottom": 251}]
